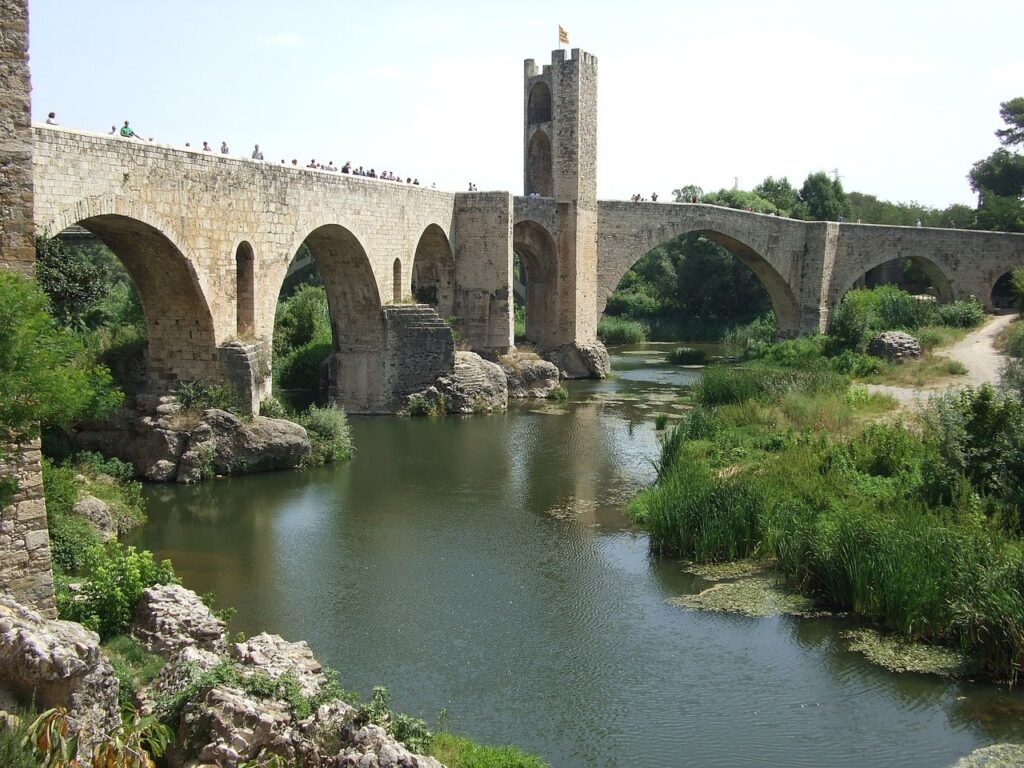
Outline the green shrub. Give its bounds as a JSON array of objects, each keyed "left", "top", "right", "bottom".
[
  {"left": 757, "top": 336, "right": 826, "bottom": 368},
  {"left": 827, "top": 350, "right": 883, "bottom": 376},
  {"left": 104, "top": 635, "right": 165, "bottom": 709},
  {"left": 597, "top": 315, "right": 648, "bottom": 345},
  {"left": 695, "top": 365, "right": 844, "bottom": 407},
  {"left": 936, "top": 299, "right": 987, "bottom": 328},
  {"left": 297, "top": 405, "right": 354, "bottom": 465},
  {"left": 404, "top": 393, "right": 447, "bottom": 418},
  {"left": 667, "top": 347, "right": 707, "bottom": 365},
  {"left": 260, "top": 395, "right": 288, "bottom": 419},
  {"left": 724, "top": 312, "right": 777, "bottom": 358},
  {"left": 57, "top": 543, "right": 178, "bottom": 640},
  {"left": 1003, "top": 323, "right": 1024, "bottom": 358},
  {"left": 176, "top": 380, "right": 242, "bottom": 413},
  {"left": 430, "top": 732, "right": 550, "bottom": 768},
  {"left": 277, "top": 340, "right": 331, "bottom": 390},
  {"left": 654, "top": 412, "right": 669, "bottom": 431},
  {"left": 547, "top": 385, "right": 568, "bottom": 401}
]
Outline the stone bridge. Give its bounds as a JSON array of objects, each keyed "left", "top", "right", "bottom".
[{"left": 29, "top": 47, "right": 1024, "bottom": 414}]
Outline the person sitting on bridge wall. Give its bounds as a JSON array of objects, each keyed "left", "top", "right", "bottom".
[
  {"left": 119, "top": 120, "right": 141, "bottom": 139},
  {"left": 252, "top": 144, "right": 264, "bottom": 160}
]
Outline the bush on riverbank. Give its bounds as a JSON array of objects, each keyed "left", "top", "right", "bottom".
[
  {"left": 297, "top": 404, "right": 355, "bottom": 465},
  {"left": 632, "top": 360, "right": 1024, "bottom": 682},
  {"left": 597, "top": 315, "right": 648, "bottom": 345}
]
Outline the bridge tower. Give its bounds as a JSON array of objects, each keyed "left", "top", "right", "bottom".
[{"left": 522, "top": 49, "right": 608, "bottom": 376}]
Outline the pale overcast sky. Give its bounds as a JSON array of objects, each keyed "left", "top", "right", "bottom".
[{"left": 28, "top": 0, "right": 1024, "bottom": 208}]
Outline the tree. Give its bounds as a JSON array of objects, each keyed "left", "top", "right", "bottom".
[
  {"left": 753, "top": 176, "right": 800, "bottom": 215},
  {"left": 996, "top": 97, "right": 1024, "bottom": 147},
  {"left": 798, "top": 172, "right": 851, "bottom": 221},
  {"left": 0, "top": 269, "right": 122, "bottom": 443},
  {"left": 967, "top": 97, "right": 1024, "bottom": 232},
  {"left": 672, "top": 185, "right": 704, "bottom": 203},
  {"left": 34, "top": 235, "right": 108, "bottom": 330}
]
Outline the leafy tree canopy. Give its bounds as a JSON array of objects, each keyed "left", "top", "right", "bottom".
[
  {"left": 799, "top": 171, "right": 851, "bottom": 221},
  {"left": 996, "top": 97, "right": 1024, "bottom": 147},
  {"left": 0, "top": 269, "right": 122, "bottom": 443}
]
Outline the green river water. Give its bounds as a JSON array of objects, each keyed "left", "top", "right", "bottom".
[{"left": 128, "top": 344, "right": 1024, "bottom": 768}]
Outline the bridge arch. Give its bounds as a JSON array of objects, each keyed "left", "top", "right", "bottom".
[
  {"left": 601, "top": 221, "right": 803, "bottom": 338},
  {"left": 513, "top": 219, "right": 560, "bottom": 346},
  {"left": 410, "top": 223, "right": 455, "bottom": 318},
  {"left": 274, "top": 222, "right": 386, "bottom": 411},
  {"left": 44, "top": 199, "right": 219, "bottom": 389},
  {"left": 840, "top": 254, "right": 954, "bottom": 304}
]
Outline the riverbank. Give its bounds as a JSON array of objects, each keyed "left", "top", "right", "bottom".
[{"left": 632, "top": 315, "right": 1024, "bottom": 684}]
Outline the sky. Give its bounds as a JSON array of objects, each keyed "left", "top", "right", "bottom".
[{"left": 27, "top": 0, "right": 1024, "bottom": 208}]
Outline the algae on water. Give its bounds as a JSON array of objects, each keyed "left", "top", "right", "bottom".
[{"left": 842, "top": 628, "right": 969, "bottom": 678}]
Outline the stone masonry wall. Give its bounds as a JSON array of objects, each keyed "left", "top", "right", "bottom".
[
  {"left": 0, "top": 442, "right": 56, "bottom": 617},
  {"left": 0, "top": 0, "right": 34, "bottom": 272},
  {"left": 0, "top": 0, "right": 57, "bottom": 617}
]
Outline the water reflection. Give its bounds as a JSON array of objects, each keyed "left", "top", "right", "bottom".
[{"left": 129, "top": 344, "right": 1024, "bottom": 768}]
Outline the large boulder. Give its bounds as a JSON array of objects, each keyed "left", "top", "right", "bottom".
[
  {"left": 434, "top": 351, "right": 508, "bottom": 414},
  {"left": 71, "top": 495, "right": 117, "bottom": 542},
  {"left": 867, "top": 331, "right": 922, "bottom": 362},
  {"left": 546, "top": 341, "right": 610, "bottom": 379},
  {"left": 132, "top": 583, "right": 228, "bottom": 655},
  {"left": 338, "top": 723, "right": 444, "bottom": 768},
  {"left": 501, "top": 352, "right": 561, "bottom": 398},
  {"left": 0, "top": 593, "right": 119, "bottom": 751},
  {"left": 177, "top": 409, "right": 311, "bottom": 483}
]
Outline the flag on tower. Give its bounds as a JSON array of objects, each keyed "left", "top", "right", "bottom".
[{"left": 558, "top": 25, "right": 569, "bottom": 45}]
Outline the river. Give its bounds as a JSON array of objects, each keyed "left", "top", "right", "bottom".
[{"left": 128, "top": 344, "right": 1024, "bottom": 768}]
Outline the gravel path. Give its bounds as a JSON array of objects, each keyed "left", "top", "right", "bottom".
[{"left": 864, "top": 313, "right": 1017, "bottom": 407}]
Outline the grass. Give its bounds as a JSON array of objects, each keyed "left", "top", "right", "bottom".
[
  {"left": 631, "top": 363, "right": 1024, "bottom": 684},
  {"left": 430, "top": 732, "right": 549, "bottom": 768},
  {"left": 667, "top": 346, "right": 707, "bottom": 365},
  {"left": 862, "top": 354, "right": 968, "bottom": 387},
  {"left": 103, "top": 635, "right": 165, "bottom": 708},
  {"left": 597, "top": 315, "right": 648, "bottom": 345}
]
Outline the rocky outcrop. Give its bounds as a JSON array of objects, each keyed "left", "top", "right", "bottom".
[
  {"left": 71, "top": 495, "right": 116, "bottom": 542},
  {"left": 177, "top": 409, "right": 311, "bottom": 484},
  {"left": 73, "top": 397, "right": 311, "bottom": 484},
  {"left": 0, "top": 593, "right": 119, "bottom": 752},
  {"left": 132, "top": 583, "right": 228, "bottom": 655},
  {"left": 339, "top": 723, "right": 444, "bottom": 768},
  {"left": 500, "top": 352, "right": 561, "bottom": 398},
  {"left": 420, "top": 351, "right": 508, "bottom": 414},
  {"left": 231, "top": 633, "right": 324, "bottom": 697},
  {"left": 546, "top": 341, "right": 610, "bottom": 379},
  {"left": 867, "top": 331, "right": 922, "bottom": 362}
]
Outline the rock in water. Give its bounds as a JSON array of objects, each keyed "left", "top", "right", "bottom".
[
  {"left": 435, "top": 351, "right": 509, "bottom": 413},
  {"left": 546, "top": 341, "right": 610, "bottom": 379},
  {"left": 501, "top": 352, "right": 561, "bottom": 398}
]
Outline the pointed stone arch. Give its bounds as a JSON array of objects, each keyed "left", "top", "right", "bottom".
[
  {"left": 513, "top": 219, "right": 560, "bottom": 346},
  {"left": 841, "top": 254, "right": 954, "bottom": 303},
  {"left": 411, "top": 223, "right": 455, "bottom": 318},
  {"left": 528, "top": 81, "right": 552, "bottom": 124}
]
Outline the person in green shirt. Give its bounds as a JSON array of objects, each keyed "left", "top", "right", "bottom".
[{"left": 119, "top": 120, "right": 139, "bottom": 139}]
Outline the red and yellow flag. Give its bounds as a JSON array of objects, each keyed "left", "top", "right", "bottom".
[{"left": 558, "top": 25, "right": 569, "bottom": 45}]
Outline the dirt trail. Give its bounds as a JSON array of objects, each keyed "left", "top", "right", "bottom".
[{"left": 864, "top": 313, "right": 1016, "bottom": 407}]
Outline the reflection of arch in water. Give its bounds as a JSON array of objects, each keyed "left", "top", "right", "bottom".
[
  {"left": 411, "top": 224, "right": 455, "bottom": 318},
  {"left": 513, "top": 220, "right": 560, "bottom": 346},
  {"left": 61, "top": 211, "right": 219, "bottom": 387}
]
